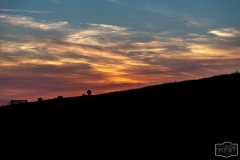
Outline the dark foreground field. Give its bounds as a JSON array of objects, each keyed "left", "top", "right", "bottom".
[{"left": 1, "top": 73, "right": 239, "bottom": 159}]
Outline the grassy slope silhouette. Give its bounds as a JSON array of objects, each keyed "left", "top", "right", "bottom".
[
  {"left": 1, "top": 72, "right": 239, "bottom": 109},
  {"left": 1, "top": 73, "right": 239, "bottom": 158}
]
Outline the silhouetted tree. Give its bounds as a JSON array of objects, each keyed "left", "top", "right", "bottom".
[
  {"left": 87, "top": 90, "right": 92, "bottom": 95},
  {"left": 38, "top": 98, "right": 42, "bottom": 102}
]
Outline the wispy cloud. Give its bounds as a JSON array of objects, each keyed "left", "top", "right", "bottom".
[
  {"left": 189, "top": 33, "right": 206, "bottom": 37},
  {"left": 179, "top": 18, "right": 213, "bottom": 27},
  {"left": 146, "top": 6, "right": 213, "bottom": 27},
  {"left": 106, "top": 0, "right": 126, "bottom": 5},
  {"left": 67, "top": 23, "right": 132, "bottom": 45},
  {"left": 127, "top": 15, "right": 139, "bottom": 18},
  {"left": 208, "top": 28, "right": 240, "bottom": 37},
  {"left": 88, "top": 23, "right": 128, "bottom": 31},
  {"left": 1, "top": 14, "right": 240, "bottom": 104},
  {"left": 107, "top": 0, "right": 120, "bottom": 2},
  {"left": 0, "top": 14, "right": 68, "bottom": 31},
  {"left": 0, "top": 9, "right": 53, "bottom": 13}
]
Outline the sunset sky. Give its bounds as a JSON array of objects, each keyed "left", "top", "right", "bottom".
[{"left": 1, "top": 0, "right": 240, "bottom": 105}]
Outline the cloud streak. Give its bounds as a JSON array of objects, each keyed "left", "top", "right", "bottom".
[
  {"left": 1, "top": 13, "right": 240, "bottom": 105},
  {"left": 146, "top": 6, "right": 213, "bottom": 27},
  {"left": 106, "top": 0, "right": 125, "bottom": 5},
  {"left": 208, "top": 28, "right": 240, "bottom": 37},
  {"left": 0, "top": 14, "right": 68, "bottom": 31},
  {"left": 0, "top": 8, "right": 53, "bottom": 13},
  {"left": 66, "top": 23, "right": 132, "bottom": 45}
]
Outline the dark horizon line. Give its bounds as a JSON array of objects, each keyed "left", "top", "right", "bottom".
[{"left": 1, "top": 71, "right": 239, "bottom": 107}]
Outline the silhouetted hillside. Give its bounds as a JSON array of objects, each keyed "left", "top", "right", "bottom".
[
  {"left": 1, "top": 72, "right": 239, "bottom": 109},
  {"left": 1, "top": 73, "right": 239, "bottom": 159}
]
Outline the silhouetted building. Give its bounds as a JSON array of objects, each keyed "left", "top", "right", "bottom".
[{"left": 8, "top": 100, "right": 28, "bottom": 106}]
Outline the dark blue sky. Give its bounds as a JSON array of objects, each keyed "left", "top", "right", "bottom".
[{"left": 0, "top": 0, "right": 240, "bottom": 105}]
